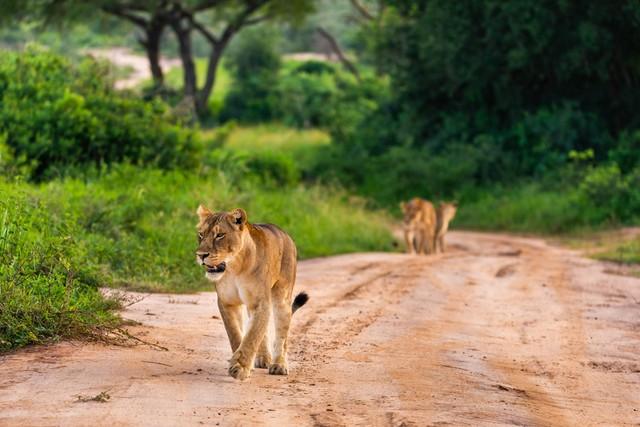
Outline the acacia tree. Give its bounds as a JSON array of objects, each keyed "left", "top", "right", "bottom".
[
  {"left": 103, "top": 1, "right": 290, "bottom": 114},
  {"left": 169, "top": 0, "right": 274, "bottom": 114},
  {"left": 1, "top": 0, "right": 313, "bottom": 116}
]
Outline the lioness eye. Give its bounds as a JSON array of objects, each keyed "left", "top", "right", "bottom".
[
  {"left": 216, "top": 233, "right": 225, "bottom": 240},
  {"left": 197, "top": 232, "right": 204, "bottom": 240}
]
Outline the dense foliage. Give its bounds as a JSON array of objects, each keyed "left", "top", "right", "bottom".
[
  {"left": 221, "top": 29, "right": 383, "bottom": 133},
  {"left": 316, "top": 0, "right": 640, "bottom": 230},
  {"left": 0, "top": 47, "right": 198, "bottom": 181},
  {"left": 221, "top": 28, "right": 283, "bottom": 123},
  {"left": 0, "top": 182, "right": 119, "bottom": 351}
]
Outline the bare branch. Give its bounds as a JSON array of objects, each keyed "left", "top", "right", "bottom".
[
  {"left": 317, "top": 26, "right": 361, "bottom": 81},
  {"left": 190, "top": 17, "right": 219, "bottom": 44},
  {"left": 350, "top": 0, "right": 375, "bottom": 20},
  {"left": 190, "top": 0, "right": 227, "bottom": 13},
  {"left": 102, "top": 5, "right": 148, "bottom": 28},
  {"left": 244, "top": 13, "right": 271, "bottom": 26}
]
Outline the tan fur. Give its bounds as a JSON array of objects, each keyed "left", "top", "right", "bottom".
[
  {"left": 195, "top": 205, "right": 304, "bottom": 380},
  {"left": 400, "top": 197, "right": 437, "bottom": 255},
  {"left": 434, "top": 202, "right": 458, "bottom": 253}
]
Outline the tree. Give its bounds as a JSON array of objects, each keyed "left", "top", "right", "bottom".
[
  {"left": 1, "top": 0, "right": 314, "bottom": 116},
  {"left": 166, "top": 0, "right": 313, "bottom": 115}
]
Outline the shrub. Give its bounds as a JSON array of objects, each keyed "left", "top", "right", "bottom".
[
  {"left": 221, "top": 28, "right": 282, "bottom": 123},
  {"left": 278, "top": 70, "right": 336, "bottom": 128},
  {"left": 578, "top": 164, "right": 640, "bottom": 223},
  {"left": 0, "top": 180, "right": 119, "bottom": 351},
  {"left": 0, "top": 46, "right": 199, "bottom": 181},
  {"left": 246, "top": 151, "right": 301, "bottom": 187}
]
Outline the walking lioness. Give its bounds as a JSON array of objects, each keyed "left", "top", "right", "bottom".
[
  {"left": 434, "top": 202, "right": 457, "bottom": 253},
  {"left": 195, "top": 206, "right": 308, "bottom": 380},
  {"left": 401, "top": 197, "right": 437, "bottom": 255}
]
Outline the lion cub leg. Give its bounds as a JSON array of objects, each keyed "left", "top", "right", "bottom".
[
  {"left": 228, "top": 299, "right": 270, "bottom": 380},
  {"left": 269, "top": 286, "right": 293, "bottom": 375}
]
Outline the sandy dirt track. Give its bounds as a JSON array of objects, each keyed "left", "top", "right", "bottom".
[{"left": 1, "top": 231, "right": 639, "bottom": 426}]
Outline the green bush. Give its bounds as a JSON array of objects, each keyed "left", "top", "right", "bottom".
[
  {"left": 278, "top": 70, "right": 336, "bottom": 128},
  {"left": 246, "top": 151, "right": 301, "bottom": 187},
  {"left": 278, "top": 66, "right": 384, "bottom": 131},
  {"left": 0, "top": 46, "right": 199, "bottom": 181},
  {"left": 0, "top": 180, "right": 119, "bottom": 352},
  {"left": 578, "top": 164, "right": 640, "bottom": 222},
  {"left": 221, "top": 28, "right": 282, "bottom": 123}
]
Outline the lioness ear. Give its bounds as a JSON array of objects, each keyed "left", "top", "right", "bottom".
[
  {"left": 230, "top": 208, "right": 247, "bottom": 226},
  {"left": 197, "top": 204, "right": 213, "bottom": 226}
]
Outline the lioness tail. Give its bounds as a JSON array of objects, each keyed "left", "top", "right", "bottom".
[{"left": 292, "top": 292, "right": 309, "bottom": 313}]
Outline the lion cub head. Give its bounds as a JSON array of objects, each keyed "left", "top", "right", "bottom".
[{"left": 195, "top": 205, "right": 248, "bottom": 281}]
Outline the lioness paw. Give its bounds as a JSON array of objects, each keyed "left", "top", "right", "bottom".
[
  {"left": 254, "top": 354, "right": 272, "bottom": 369},
  {"left": 228, "top": 362, "right": 251, "bottom": 380},
  {"left": 268, "top": 363, "right": 288, "bottom": 376}
]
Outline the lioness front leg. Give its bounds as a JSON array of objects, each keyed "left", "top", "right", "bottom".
[
  {"left": 229, "top": 300, "right": 270, "bottom": 380},
  {"left": 404, "top": 229, "right": 415, "bottom": 254},
  {"left": 269, "top": 288, "right": 292, "bottom": 375},
  {"left": 217, "top": 300, "right": 243, "bottom": 352}
]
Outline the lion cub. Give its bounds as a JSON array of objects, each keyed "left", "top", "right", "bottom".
[
  {"left": 400, "top": 197, "right": 437, "bottom": 255},
  {"left": 195, "top": 206, "right": 308, "bottom": 380},
  {"left": 434, "top": 202, "right": 457, "bottom": 253}
]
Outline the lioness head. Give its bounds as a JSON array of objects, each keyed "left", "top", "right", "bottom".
[
  {"left": 400, "top": 198, "right": 421, "bottom": 226},
  {"left": 195, "top": 205, "right": 248, "bottom": 281}
]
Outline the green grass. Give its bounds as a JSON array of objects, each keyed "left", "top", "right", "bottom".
[
  {"left": 454, "top": 183, "right": 613, "bottom": 234},
  {"left": 202, "top": 123, "right": 330, "bottom": 171},
  {"left": 0, "top": 182, "right": 120, "bottom": 352},
  {"left": 593, "top": 238, "right": 640, "bottom": 264}
]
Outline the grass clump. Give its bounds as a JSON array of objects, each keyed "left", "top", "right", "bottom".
[
  {"left": 593, "top": 238, "right": 640, "bottom": 265},
  {"left": 0, "top": 181, "right": 119, "bottom": 352}
]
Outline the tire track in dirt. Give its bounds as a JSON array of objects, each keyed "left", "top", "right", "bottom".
[{"left": 1, "top": 233, "right": 639, "bottom": 426}]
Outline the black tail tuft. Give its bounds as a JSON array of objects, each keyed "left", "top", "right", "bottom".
[{"left": 292, "top": 292, "right": 309, "bottom": 313}]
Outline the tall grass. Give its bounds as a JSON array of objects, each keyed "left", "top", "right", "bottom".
[
  {"left": 455, "top": 180, "right": 639, "bottom": 234},
  {"left": 201, "top": 124, "right": 330, "bottom": 172},
  {"left": 0, "top": 182, "right": 119, "bottom": 352},
  {"left": 593, "top": 238, "right": 640, "bottom": 265}
]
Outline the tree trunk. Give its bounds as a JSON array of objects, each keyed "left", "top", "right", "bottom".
[
  {"left": 171, "top": 19, "right": 197, "bottom": 104},
  {"left": 196, "top": 36, "right": 232, "bottom": 116},
  {"left": 145, "top": 20, "right": 165, "bottom": 88}
]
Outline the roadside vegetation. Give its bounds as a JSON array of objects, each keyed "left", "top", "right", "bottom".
[
  {"left": 0, "top": 47, "right": 393, "bottom": 351},
  {"left": 1, "top": 0, "right": 639, "bottom": 351}
]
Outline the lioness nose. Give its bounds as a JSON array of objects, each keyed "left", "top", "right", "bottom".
[{"left": 198, "top": 252, "right": 209, "bottom": 261}]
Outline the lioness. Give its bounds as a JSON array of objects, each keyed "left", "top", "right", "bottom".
[
  {"left": 434, "top": 202, "right": 457, "bottom": 253},
  {"left": 195, "top": 206, "right": 308, "bottom": 380},
  {"left": 400, "top": 197, "right": 437, "bottom": 255}
]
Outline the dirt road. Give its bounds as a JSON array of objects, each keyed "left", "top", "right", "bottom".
[
  {"left": 1, "top": 231, "right": 639, "bottom": 426},
  {"left": 85, "top": 48, "right": 180, "bottom": 89}
]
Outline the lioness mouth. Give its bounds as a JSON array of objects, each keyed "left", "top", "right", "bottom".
[{"left": 206, "top": 262, "right": 226, "bottom": 273}]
